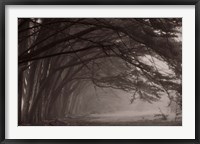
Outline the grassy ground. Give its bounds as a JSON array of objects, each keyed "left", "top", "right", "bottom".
[{"left": 20, "top": 118, "right": 182, "bottom": 126}]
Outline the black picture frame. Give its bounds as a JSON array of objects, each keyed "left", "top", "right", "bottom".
[{"left": 0, "top": 0, "right": 199, "bottom": 143}]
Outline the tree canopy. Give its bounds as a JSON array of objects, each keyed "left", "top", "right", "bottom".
[{"left": 18, "top": 18, "right": 182, "bottom": 124}]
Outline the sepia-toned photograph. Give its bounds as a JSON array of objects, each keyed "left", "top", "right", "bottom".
[{"left": 18, "top": 18, "right": 182, "bottom": 126}]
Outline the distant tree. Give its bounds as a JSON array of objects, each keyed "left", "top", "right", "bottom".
[{"left": 154, "top": 108, "right": 169, "bottom": 121}]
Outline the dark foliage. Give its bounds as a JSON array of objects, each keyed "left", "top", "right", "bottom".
[{"left": 18, "top": 18, "right": 182, "bottom": 124}]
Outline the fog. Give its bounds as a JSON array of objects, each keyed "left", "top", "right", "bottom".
[
  {"left": 18, "top": 18, "right": 182, "bottom": 126},
  {"left": 65, "top": 83, "right": 177, "bottom": 122}
]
